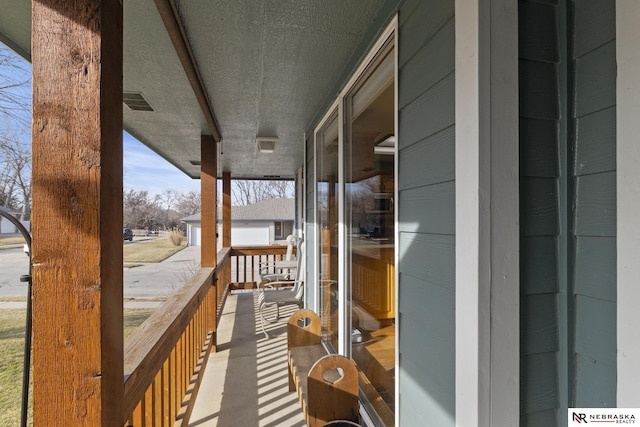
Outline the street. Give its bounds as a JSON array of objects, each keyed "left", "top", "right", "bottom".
[
  {"left": 0, "top": 243, "right": 201, "bottom": 300},
  {"left": 0, "top": 247, "right": 30, "bottom": 297}
]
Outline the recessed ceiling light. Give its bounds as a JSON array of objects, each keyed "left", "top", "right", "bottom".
[{"left": 256, "top": 137, "right": 277, "bottom": 153}]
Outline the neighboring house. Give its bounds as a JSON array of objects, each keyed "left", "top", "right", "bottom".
[
  {"left": 181, "top": 198, "right": 294, "bottom": 247},
  {"left": 0, "top": 206, "right": 29, "bottom": 235}
]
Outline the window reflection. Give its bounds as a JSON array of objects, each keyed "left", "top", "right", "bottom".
[
  {"left": 346, "top": 46, "right": 395, "bottom": 426},
  {"left": 316, "top": 111, "right": 340, "bottom": 351}
]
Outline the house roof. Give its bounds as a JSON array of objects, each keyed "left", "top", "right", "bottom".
[
  {"left": 181, "top": 198, "right": 294, "bottom": 223},
  {"left": 0, "top": 206, "right": 21, "bottom": 215}
]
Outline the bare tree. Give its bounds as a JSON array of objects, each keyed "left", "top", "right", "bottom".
[
  {"left": 123, "top": 189, "right": 163, "bottom": 229},
  {"left": 0, "top": 45, "right": 31, "bottom": 129},
  {"left": 232, "top": 180, "right": 294, "bottom": 206},
  {"left": 175, "top": 191, "right": 201, "bottom": 216},
  {"left": 0, "top": 45, "right": 31, "bottom": 218},
  {"left": 0, "top": 130, "right": 31, "bottom": 218}
]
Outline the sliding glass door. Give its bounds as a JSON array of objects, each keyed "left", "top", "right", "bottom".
[
  {"left": 316, "top": 110, "right": 340, "bottom": 352},
  {"left": 345, "top": 42, "right": 396, "bottom": 426},
  {"left": 313, "top": 22, "right": 396, "bottom": 426}
]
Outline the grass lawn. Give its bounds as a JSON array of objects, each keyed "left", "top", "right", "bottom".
[
  {"left": 1, "top": 235, "right": 186, "bottom": 264},
  {"left": 124, "top": 237, "right": 186, "bottom": 264},
  {"left": 0, "top": 236, "right": 23, "bottom": 247},
  {"left": 0, "top": 308, "right": 156, "bottom": 427},
  {"left": 0, "top": 236, "right": 182, "bottom": 423}
]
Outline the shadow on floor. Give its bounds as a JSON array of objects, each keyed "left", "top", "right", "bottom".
[{"left": 188, "top": 292, "right": 306, "bottom": 427}]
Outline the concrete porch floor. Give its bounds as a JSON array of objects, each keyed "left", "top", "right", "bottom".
[{"left": 189, "top": 291, "right": 306, "bottom": 427}]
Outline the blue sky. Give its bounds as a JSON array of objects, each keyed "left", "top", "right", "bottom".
[{"left": 123, "top": 132, "right": 201, "bottom": 196}]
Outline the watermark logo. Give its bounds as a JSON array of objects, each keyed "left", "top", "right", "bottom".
[
  {"left": 572, "top": 412, "right": 587, "bottom": 423},
  {"left": 569, "top": 408, "right": 640, "bottom": 425}
]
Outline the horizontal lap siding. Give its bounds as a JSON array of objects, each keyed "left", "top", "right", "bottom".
[
  {"left": 519, "top": 0, "right": 561, "bottom": 425},
  {"left": 397, "top": 0, "right": 455, "bottom": 425},
  {"left": 571, "top": 0, "right": 616, "bottom": 407}
]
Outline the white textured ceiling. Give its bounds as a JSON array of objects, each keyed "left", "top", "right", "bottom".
[{"left": 0, "top": 0, "right": 389, "bottom": 180}]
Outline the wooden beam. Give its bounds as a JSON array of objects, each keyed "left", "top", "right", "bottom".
[
  {"left": 31, "top": 0, "right": 123, "bottom": 425},
  {"left": 222, "top": 171, "right": 231, "bottom": 247},
  {"left": 154, "top": 0, "right": 221, "bottom": 142},
  {"left": 201, "top": 135, "right": 217, "bottom": 268}
]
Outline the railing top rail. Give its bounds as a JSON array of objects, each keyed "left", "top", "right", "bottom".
[{"left": 230, "top": 244, "right": 291, "bottom": 256}]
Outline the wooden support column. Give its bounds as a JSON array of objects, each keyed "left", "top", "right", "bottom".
[
  {"left": 222, "top": 171, "right": 231, "bottom": 247},
  {"left": 31, "top": 0, "right": 123, "bottom": 425},
  {"left": 201, "top": 135, "right": 217, "bottom": 267},
  {"left": 201, "top": 135, "right": 217, "bottom": 351}
]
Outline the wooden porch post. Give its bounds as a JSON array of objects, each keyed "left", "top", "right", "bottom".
[
  {"left": 222, "top": 171, "right": 231, "bottom": 247},
  {"left": 201, "top": 135, "right": 217, "bottom": 267},
  {"left": 31, "top": 0, "right": 123, "bottom": 425},
  {"left": 201, "top": 135, "right": 217, "bottom": 350}
]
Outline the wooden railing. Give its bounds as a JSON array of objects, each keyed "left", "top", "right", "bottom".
[
  {"left": 121, "top": 245, "right": 289, "bottom": 426},
  {"left": 229, "top": 245, "right": 292, "bottom": 288}
]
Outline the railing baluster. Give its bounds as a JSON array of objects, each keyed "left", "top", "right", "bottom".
[
  {"left": 162, "top": 357, "right": 170, "bottom": 426},
  {"left": 153, "top": 372, "right": 162, "bottom": 425},
  {"left": 170, "top": 347, "right": 177, "bottom": 421},
  {"left": 144, "top": 386, "right": 153, "bottom": 426},
  {"left": 180, "top": 333, "right": 186, "bottom": 410}
]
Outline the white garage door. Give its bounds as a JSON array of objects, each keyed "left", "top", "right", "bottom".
[{"left": 190, "top": 225, "right": 202, "bottom": 246}]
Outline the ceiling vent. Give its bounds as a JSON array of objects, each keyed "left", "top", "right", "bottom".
[
  {"left": 189, "top": 160, "right": 201, "bottom": 166},
  {"left": 123, "top": 92, "right": 154, "bottom": 111},
  {"left": 256, "top": 137, "right": 277, "bottom": 153}
]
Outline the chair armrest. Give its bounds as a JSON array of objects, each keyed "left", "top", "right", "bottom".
[{"left": 259, "top": 279, "right": 301, "bottom": 290}]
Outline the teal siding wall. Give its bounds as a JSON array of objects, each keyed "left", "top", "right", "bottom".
[
  {"left": 519, "top": 1, "right": 617, "bottom": 424},
  {"left": 571, "top": 0, "right": 616, "bottom": 407},
  {"left": 519, "top": 1, "right": 561, "bottom": 424},
  {"left": 397, "top": 0, "right": 456, "bottom": 425}
]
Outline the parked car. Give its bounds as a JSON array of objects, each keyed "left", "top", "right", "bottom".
[
  {"left": 123, "top": 227, "right": 134, "bottom": 241},
  {"left": 23, "top": 241, "right": 29, "bottom": 256}
]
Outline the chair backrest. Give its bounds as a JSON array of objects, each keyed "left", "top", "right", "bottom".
[
  {"left": 285, "top": 234, "right": 296, "bottom": 261},
  {"left": 293, "top": 241, "right": 306, "bottom": 300},
  {"left": 294, "top": 240, "right": 305, "bottom": 280}
]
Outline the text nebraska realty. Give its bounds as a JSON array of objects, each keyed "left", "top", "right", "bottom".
[{"left": 573, "top": 412, "right": 636, "bottom": 424}]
